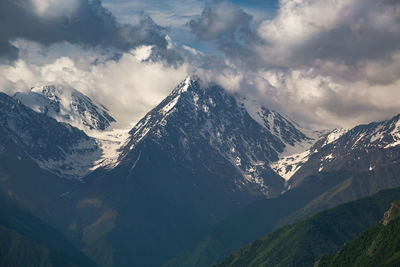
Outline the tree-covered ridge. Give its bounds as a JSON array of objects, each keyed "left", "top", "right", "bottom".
[
  {"left": 317, "top": 198, "right": 400, "bottom": 267},
  {"left": 216, "top": 187, "right": 400, "bottom": 267}
]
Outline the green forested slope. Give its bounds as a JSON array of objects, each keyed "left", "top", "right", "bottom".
[
  {"left": 216, "top": 187, "right": 400, "bottom": 267},
  {"left": 317, "top": 198, "right": 400, "bottom": 267}
]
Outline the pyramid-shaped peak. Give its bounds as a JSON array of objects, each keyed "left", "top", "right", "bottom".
[{"left": 172, "top": 76, "right": 201, "bottom": 94}]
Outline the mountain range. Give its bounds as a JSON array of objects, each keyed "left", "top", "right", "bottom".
[{"left": 0, "top": 77, "right": 399, "bottom": 266}]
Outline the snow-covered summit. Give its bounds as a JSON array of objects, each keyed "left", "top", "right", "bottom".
[
  {"left": 118, "top": 77, "right": 314, "bottom": 196},
  {"left": 0, "top": 91, "right": 101, "bottom": 179},
  {"left": 9, "top": 85, "right": 130, "bottom": 179},
  {"left": 14, "top": 85, "right": 115, "bottom": 132},
  {"left": 128, "top": 77, "right": 313, "bottom": 152}
]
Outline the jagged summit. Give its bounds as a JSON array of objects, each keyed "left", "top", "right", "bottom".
[
  {"left": 127, "top": 77, "right": 312, "bottom": 152},
  {"left": 14, "top": 85, "right": 115, "bottom": 131},
  {"left": 118, "top": 77, "right": 313, "bottom": 196}
]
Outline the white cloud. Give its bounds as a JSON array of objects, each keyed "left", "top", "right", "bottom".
[
  {"left": 1, "top": 0, "right": 400, "bottom": 130},
  {"left": 255, "top": 0, "right": 400, "bottom": 67},
  {"left": 0, "top": 42, "right": 188, "bottom": 127},
  {"left": 190, "top": 0, "right": 400, "bottom": 128}
]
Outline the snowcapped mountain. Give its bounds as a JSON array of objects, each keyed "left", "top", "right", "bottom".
[
  {"left": 14, "top": 85, "right": 115, "bottom": 131},
  {"left": 11, "top": 85, "right": 130, "bottom": 178},
  {"left": 0, "top": 92, "right": 101, "bottom": 179},
  {"left": 72, "top": 76, "right": 318, "bottom": 266},
  {"left": 288, "top": 114, "right": 400, "bottom": 188},
  {"left": 7, "top": 78, "right": 319, "bottom": 184},
  {"left": 119, "top": 77, "right": 312, "bottom": 196}
]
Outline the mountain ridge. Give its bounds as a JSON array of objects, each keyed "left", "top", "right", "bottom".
[{"left": 14, "top": 84, "right": 115, "bottom": 132}]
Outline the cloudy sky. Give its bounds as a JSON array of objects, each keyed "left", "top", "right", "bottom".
[{"left": 0, "top": 0, "right": 399, "bottom": 128}]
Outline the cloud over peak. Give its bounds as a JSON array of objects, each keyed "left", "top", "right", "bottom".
[{"left": 0, "top": 0, "right": 399, "bottom": 129}]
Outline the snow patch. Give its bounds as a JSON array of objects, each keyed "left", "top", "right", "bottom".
[
  {"left": 161, "top": 95, "right": 180, "bottom": 115},
  {"left": 87, "top": 127, "right": 131, "bottom": 170},
  {"left": 270, "top": 150, "right": 310, "bottom": 180},
  {"left": 33, "top": 127, "right": 130, "bottom": 179},
  {"left": 323, "top": 128, "right": 348, "bottom": 146},
  {"left": 385, "top": 119, "right": 400, "bottom": 148}
]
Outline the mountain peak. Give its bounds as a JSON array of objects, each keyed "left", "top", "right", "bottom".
[
  {"left": 118, "top": 77, "right": 315, "bottom": 196},
  {"left": 14, "top": 85, "right": 115, "bottom": 131},
  {"left": 178, "top": 76, "right": 194, "bottom": 93}
]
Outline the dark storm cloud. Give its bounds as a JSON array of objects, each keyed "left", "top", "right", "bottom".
[
  {"left": 189, "top": 1, "right": 259, "bottom": 59},
  {"left": 0, "top": 0, "right": 168, "bottom": 60},
  {"left": 255, "top": 0, "right": 400, "bottom": 70},
  {"left": 188, "top": 0, "right": 400, "bottom": 71},
  {"left": 0, "top": 41, "right": 19, "bottom": 63},
  {"left": 287, "top": 0, "right": 400, "bottom": 66}
]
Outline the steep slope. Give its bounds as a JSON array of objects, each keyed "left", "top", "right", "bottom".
[
  {"left": 281, "top": 162, "right": 400, "bottom": 226},
  {"left": 14, "top": 85, "right": 115, "bottom": 131},
  {"left": 270, "top": 128, "right": 347, "bottom": 181},
  {"left": 0, "top": 92, "right": 109, "bottom": 265},
  {"left": 0, "top": 92, "right": 101, "bottom": 179},
  {"left": 120, "top": 77, "right": 311, "bottom": 196},
  {"left": 317, "top": 196, "right": 400, "bottom": 267},
  {"left": 216, "top": 187, "right": 400, "bottom": 267},
  {"left": 0, "top": 198, "right": 97, "bottom": 267},
  {"left": 272, "top": 114, "right": 400, "bottom": 224},
  {"left": 73, "top": 77, "right": 312, "bottom": 267},
  {"left": 289, "top": 114, "right": 400, "bottom": 188}
]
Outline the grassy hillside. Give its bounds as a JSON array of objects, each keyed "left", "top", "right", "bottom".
[
  {"left": 216, "top": 187, "right": 400, "bottom": 267},
  {"left": 317, "top": 198, "right": 400, "bottom": 267}
]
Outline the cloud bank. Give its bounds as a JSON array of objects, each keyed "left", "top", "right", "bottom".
[
  {"left": 0, "top": 42, "right": 188, "bottom": 127},
  {"left": 190, "top": 0, "right": 400, "bottom": 128},
  {"left": 0, "top": 0, "right": 399, "bottom": 129}
]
